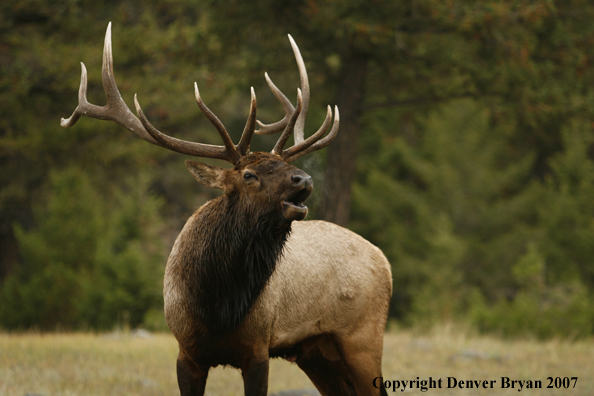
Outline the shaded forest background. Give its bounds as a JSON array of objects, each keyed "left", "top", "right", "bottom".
[{"left": 2, "top": 0, "right": 594, "bottom": 338}]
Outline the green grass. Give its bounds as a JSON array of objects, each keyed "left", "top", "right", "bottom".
[{"left": 1, "top": 326, "right": 593, "bottom": 395}]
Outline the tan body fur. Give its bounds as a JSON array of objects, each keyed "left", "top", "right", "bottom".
[{"left": 165, "top": 212, "right": 392, "bottom": 396}]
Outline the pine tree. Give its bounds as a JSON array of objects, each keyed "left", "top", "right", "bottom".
[
  {"left": 0, "top": 168, "right": 165, "bottom": 330},
  {"left": 352, "top": 99, "right": 540, "bottom": 324}
]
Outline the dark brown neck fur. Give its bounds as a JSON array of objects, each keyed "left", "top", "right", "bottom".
[{"left": 186, "top": 193, "right": 291, "bottom": 333}]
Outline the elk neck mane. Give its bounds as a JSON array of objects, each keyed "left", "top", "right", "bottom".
[{"left": 185, "top": 193, "right": 291, "bottom": 333}]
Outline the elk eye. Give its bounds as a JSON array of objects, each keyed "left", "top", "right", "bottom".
[{"left": 243, "top": 172, "right": 256, "bottom": 181}]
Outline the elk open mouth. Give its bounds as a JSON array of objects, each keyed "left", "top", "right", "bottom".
[{"left": 282, "top": 188, "right": 311, "bottom": 221}]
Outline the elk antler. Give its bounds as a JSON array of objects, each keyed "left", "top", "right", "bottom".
[
  {"left": 258, "top": 35, "right": 340, "bottom": 163},
  {"left": 61, "top": 24, "right": 338, "bottom": 164},
  {"left": 61, "top": 22, "right": 255, "bottom": 164}
]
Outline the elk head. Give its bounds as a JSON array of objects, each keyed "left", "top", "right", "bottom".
[
  {"left": 61, "top": 23, "right": 339, "bottom": 222},
  {"left": 186, "top": 153, "right": 313, "bottom": 222}
]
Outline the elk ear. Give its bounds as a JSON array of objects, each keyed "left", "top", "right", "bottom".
[{"left": 185, "top": 160, "right": 229, "bottom": 192}]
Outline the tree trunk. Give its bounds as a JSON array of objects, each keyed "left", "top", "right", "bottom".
[
  {"left": 318, "top": 54, "right": 368, "bottom": 226},
  {"left": 0, "top": 229, "right": 18, "bottom": 280}
]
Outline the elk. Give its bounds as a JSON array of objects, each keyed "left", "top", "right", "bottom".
[{"left": 61, "top": 23, "right": 392, "bottom": 396}]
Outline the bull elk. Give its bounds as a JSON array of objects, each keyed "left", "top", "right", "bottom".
[{"left": 61, "top": 23, "right": 392, "bottom": 396}]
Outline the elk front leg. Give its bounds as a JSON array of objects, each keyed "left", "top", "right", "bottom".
[
  {"left": 241, "top": 357, "right": 269, "bottom": 396},
  {"left": 176, "top": 352, "right": 208, "bottom": 396}
]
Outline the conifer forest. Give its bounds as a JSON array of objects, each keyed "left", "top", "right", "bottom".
[{"left": 2, "top": 0, "right": 594, "bottom": 339}]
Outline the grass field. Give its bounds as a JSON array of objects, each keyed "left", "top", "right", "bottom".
[{"left": 1, "top": 326, "right": 592, "bottom": 395}]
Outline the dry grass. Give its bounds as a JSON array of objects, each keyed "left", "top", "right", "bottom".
[
  {"left": 381, "top": 324, "right": 593, "bottom": 395},
  {"left": 1, "top": 326, "right": 592, "bottom": 395}
]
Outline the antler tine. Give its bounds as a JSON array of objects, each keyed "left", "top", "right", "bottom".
[
  {"left": 260, "top": 35, "right": 340, "bottom": 162},
  {"left": 288, "top": 34, "right": 309, "bottom": 145},
  {"left": 60, "top": 62, "right": 88, "bottom": 127},
  {"left": 284, "top": 106, "right": 340, "bottom": 163},
  {"left": 281, "top": 104, "right": 332, "bottom": 160},
  {"left": 254, "top": 73, "right": 295, "bottom": 135},
  {"left": 256, "top": 35, "right": 339, "bottom": 162},
  {"left": 193, "top": 83, "right": 241, "bottom": 162},
  {"left": 134, "top": 95, "right": 238, "bottom": 162},
  {"left": 271, "top": 89, "right": 303, "bottom": 155},
  {"left": 236, "top": 87, "right": 258, "bottom": 155},
  {"left": 255, "top": 33, "right": 310, "bottom": 142},
  {"left": 61, "top": 22, "right": 156, "bottom": 144}
]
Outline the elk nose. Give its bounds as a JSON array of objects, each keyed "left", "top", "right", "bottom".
[{"left": 291, "top": 173, "right": 312, "bottom": 187}]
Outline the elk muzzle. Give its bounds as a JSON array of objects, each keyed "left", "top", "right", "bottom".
[{"left": 282, "top": 171, "right": 313, "bottom": 221}]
